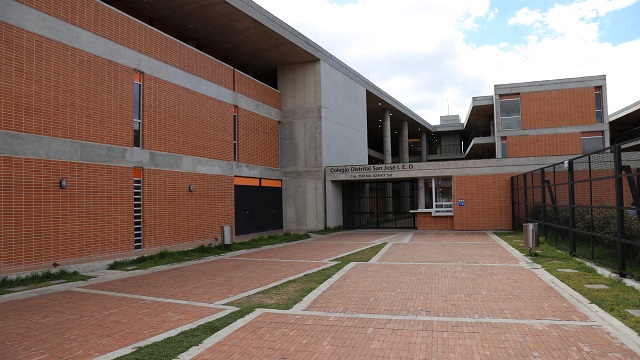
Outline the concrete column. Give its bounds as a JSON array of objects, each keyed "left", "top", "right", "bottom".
[
  {"left": 397, "top": 133, "right": 402, "bottom": 163},
  {"left": 383, "top": 110, "right": 392, "bottom": 164},
  {"left": 401, "top": 120, "right": 409, "bottom": 163},
  {"left": 418, "top": 178, "right": 426, "bottom": 209},
  {"left": 420, "top": 131, "right": 427, "bottom": 162}
]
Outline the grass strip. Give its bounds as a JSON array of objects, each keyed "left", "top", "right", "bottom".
[
  {"left": 309, "top": 226, "right": 346, "bottom": 235},
  {"left": 108, "top": 232, "right": 310, "bottom": 270},
  {"left": 497, "top": 231, "right": 640, "bottom": 335},
  {"left": 117, "top": 242, "right": 386, "bottom": 360},
  {"left": 0, "top": 269, "right": 92, "bottom": 295}
]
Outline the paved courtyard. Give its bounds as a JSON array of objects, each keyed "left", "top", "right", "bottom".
[{"left": 1, "top": 231, "right": 639, "bottom": 359}]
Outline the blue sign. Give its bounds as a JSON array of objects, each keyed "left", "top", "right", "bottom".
[{"left": 458, "top": 200, "right": 465, "bottom": 206}]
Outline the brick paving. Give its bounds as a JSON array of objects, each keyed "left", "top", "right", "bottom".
[
  {"left": 309, "top": 232, "right": 398, "bottom": 243},
  {"left": 193, "top": 312, "right": 638, "bottom": 359},
  {"left": 228, "top": 241, "right": 374, "bottom": 261},
  {"left": 2, "top": 232, "right": 639, "bottom": 359},
  {"left": 377, "top": 242, "right": 520, "bottom": 264},
  {"left": 0, "top": 291, "right": 221, "bottom": 359},
  {"left": 304, "top": 263, "right": 589, "bottom": 320},
  {"left": 410, "top": 232, "right": 495, "bottom": 243},
  {"left": 85, "top": 259, "right": 325, "bottom": 303}
]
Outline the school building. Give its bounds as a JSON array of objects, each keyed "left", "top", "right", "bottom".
[{"left": 0, "top": 0, "right": 629, "bottom": 272}]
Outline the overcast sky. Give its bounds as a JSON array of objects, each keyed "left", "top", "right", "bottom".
[{"left": 254, "top": 0, "right": 640, "bottom": 124}]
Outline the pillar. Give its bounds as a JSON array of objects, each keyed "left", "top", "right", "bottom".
[
  {"left": 383, "top": 109, "right": 391, "bottom": 164},
  {"left": 420, "top": 131, "right": 427, "bottom": 162},
  {"left": 401, "top": 120, "right": 409, "bottom": 163}
]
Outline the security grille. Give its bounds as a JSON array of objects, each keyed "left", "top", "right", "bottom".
[{"left": 134, "top": 173, "right": 143, "bottom": 250}]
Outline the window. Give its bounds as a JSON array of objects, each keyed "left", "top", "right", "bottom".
[
  {"left": 134, "top": 72, "right": 142, "bottom": 148},
  {"left": 233, "top": 106, "right": 238, "bottom": 162},
  {"left": 595, "top": 87, "right": 603, "bottom": 123},
  {"left": 499, "top": 95, "right": 521, "bottom": 130},
  {"left": 582, "top": 132, "right": 604, "bottom": 154},
  {"left": 423, "top": 177, "right": 453, "bottom": 214},
  {"left": 501, "top": 137, "right": 508, "bottom": 158}
]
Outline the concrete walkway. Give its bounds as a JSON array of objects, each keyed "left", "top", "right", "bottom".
[{"left": 1, "top": 231, "right": 639, "bottom": 359}]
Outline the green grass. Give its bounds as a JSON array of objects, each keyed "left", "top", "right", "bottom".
[
  {"left": 0, "top": 269, "right": 92, "bottom": 295},
  {"left": 117, "top": 243, "right": 386, "bottom": 360},
  {"left": 497, "top": 231, "right": 640, "bottom": 336},
  {"left": 310, "top": 226, "right": 346, "bottom": 235},
  {"left": 108, "top": 232, "right": 310, "bottom": 270}
]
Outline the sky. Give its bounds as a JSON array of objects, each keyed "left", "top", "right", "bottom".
[{"left": 254, "top": 0, "right": 640, "bottom": 124}]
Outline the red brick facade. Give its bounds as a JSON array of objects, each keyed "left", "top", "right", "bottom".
[
  {"left": 0, "top": 157, "right": 130, "bottom": 271},
  {"left": 234, "top": 70, "right": 281, "bottom": 109},
  {"left": 521, "top": 87, "right": 597, "bottom": 129},
  {"left": 1, "top": 1, "right": 282, "bottom": 272},
  {"left": 16, "top": 0, "right": 235, "bottom": 90},
  {"left": 143, "top": 169, "right": 235, "bottom": 250},
  {"left": 453, "top": 174, "right": 513, "bottom": 231},
  {"left": 416, "top": 214, "right": 454, "bottom": 231},
  {"left": 238, "top": 110, "right": 280, "bottom": 168},
  {"left": 143, "top": 76, "right": 234, "bottom": 161},
  {"left": 0, "top": 23, "right": 131, "bottom": 147},
  {"left": 507, "top": 133, "right": 583, "bottom": 158}
]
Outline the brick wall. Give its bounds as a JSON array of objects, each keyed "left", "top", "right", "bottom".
[
  {"left": 16, "top": 0, "right": 234, "bottom": 89},
  {"left": 237, "top": 109, "right": 280, "bottom": 168},
  {"left": 453, "top": 174, "right": 513, "bottom": 230},
  {"left": 416, "top": 214, "right": 454, "bottom": 230},
  {"left": 234, "top": 70, "right": 281, "bottom": 109},
  {"left": 507, "top": 133, "right": 583, "bottom": 158},
  {"left": 521, "top": 87, "right": 597, "bottom": 129},
  {"left": 143, "top": 169, "right": 234, "bottom": 249},
  {"left": 0, "top": 157, "right": 130, "bottom": 271},
  {"left": 143, "top": 76, "right": 234, "bottom": 161},
  {"left": 0, "top": 23, "right": 131, "bottom": 147}
]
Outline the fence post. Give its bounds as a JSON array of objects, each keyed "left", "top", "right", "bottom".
[
  {"left": 523, "top": 173, "right": 529, "bottom": 222},
  {"left": 541, "top": 168, "right": 546, "bottom": 237},
  {"left": 613, "top": 144, "right": 626, "bottom": 277},
  {"left": 568, "top": 160, "right": 576, "bottom": 256}
]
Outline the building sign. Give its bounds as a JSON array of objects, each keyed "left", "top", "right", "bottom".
[
  {"left": 458, "top": 199, "right": 465, "bottom": 206},
  {"left": 328, "top": 164, "right": 415, "bottom": 180}
]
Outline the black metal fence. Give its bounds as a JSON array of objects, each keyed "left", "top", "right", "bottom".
[
  {"left": 512, "top": 137, "right": 640, "bottom": 280},
  {"left": 343, "top": 181, "right": 416, "bottom": 229}
]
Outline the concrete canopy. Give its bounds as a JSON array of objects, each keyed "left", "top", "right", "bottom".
[{"left": 610, "top": 99, "right": 640, "bottom": 142}]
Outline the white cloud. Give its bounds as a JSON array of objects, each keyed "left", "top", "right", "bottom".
[{"left": 254, "top": 0, "right": 640, "bottom": 123}]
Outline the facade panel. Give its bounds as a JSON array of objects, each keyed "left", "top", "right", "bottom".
[
  {"left": 453, "top": 174, "right": 513, "bottom": 231},
  {"left": 143, "top": 169, "right": 234, "bottom": 249},
  {"left": 143, "top": 76, "right": 234, "bottom": 161},
  {"left": 237, "top": 110, "right": 280, "bottom": 168},
  {"left": 15, "top": 0, "right": 234, "bottom": 89},
  {"left": 520, "top": 87, "right": 598, "bottom": 129},
  {"left": 0, "top": 23, "right": 131, "bottom": 147},
  {"left": 507, "top": 133, "right": 583, "bottom": 158},
  {"left": 0, "top": 157, "right": 130, "bottom": 271}
]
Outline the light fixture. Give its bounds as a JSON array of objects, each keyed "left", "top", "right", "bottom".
[
  {"left": 189, "top": 185, "right": 194, "bottom": 192},
  {"left": 378, "top": 102, "right": 381, "bottom": 106},
  {"left": 59, "top": 179, "right": 66, "bottom": 189}
]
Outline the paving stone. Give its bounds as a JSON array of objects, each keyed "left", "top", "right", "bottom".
[
  {"left": 585, "top": 284, "right": 609, "bottom": 289},
  {"left": 557, "top": 269, "right": 580, "bottom": 273},
  {"left": 410, "top": 232, "right": 495, "bottom": 243},
  {"left": 85, "top": 259, "right": 326, "bottom": 303},
  {"left": 378, "top": 242, "right": 520, "bottom": 264},
  {"left": 229, "top": 241, "right": 372, "bottom": 261},
  {"left": 192, "top": 312, "right": 639, "bottom": 359},
  {"left": 0, "top": 291, "right": 221, "bottom": 359},
  {"left": 304, "top": 263, "right": 589, "bottom": 321},
  {"left": 48, "top": 280, "right": 66, "bottom": 284},
  {"left": 626, "top": 309, "right": 640, "bottom": 317}
]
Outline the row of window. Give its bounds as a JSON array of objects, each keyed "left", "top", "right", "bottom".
[
  {"left": 132, "top": 71, "right": 239, "bottom": 162},
  {"left": 498, "top": 87, "right": 603, "bottom": 131}
]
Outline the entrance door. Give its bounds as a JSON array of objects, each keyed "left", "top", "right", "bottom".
[{"left": 342, "top": 181, "right": 416, "bottom": 229}]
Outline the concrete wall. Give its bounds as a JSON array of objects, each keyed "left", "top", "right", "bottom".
[
  {"left": 320, "top": 61, "right": 368, "bottom": 166},
  {"left": 278, "top": 60, "right": 367, "bottom": 230}
]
